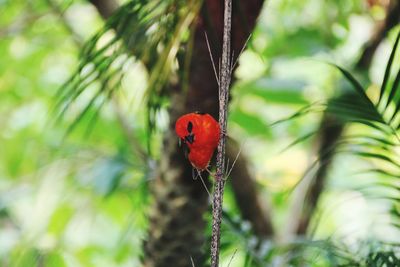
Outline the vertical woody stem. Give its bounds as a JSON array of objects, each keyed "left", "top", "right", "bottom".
[{"left": 210, "top": 0, "right": 232, "bottom": 266}]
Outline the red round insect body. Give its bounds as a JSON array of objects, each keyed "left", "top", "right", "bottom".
[{"left": 175, "top": 112, "right": 220, "bottom": 170}]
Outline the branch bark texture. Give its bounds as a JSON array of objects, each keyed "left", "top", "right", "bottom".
[
  {"left": 210, "top": 0, "right": 232, "bottom": 266},
  {"left": 88, "top": 0, "right": 268, "bottom": 265}
]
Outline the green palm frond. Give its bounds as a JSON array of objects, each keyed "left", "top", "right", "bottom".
[
  {"left": 364, "top": 248, "right": 400, "bottom": 267},
  {"left": 326, "top": 29, "right": 400, "bottom": 230},
  {"left": 221, "top": 204, "right": 400, "bottom": 266},
  {"left": 325, "top": 29, "right": 399, "bottom": 153},
  {"left": 329, "top": 29, "right": 400, "bottom": 129},
  {"left": 55, "top": 0, "right": 201, "bottom": 137},
  {"left": 380, "top": 31, "right": 400, "bottom": 110}
]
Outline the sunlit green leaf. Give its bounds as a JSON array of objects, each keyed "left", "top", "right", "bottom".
[
  {"left": 44, "top": 252, "right": 67, "bottom": 267},
  {"left": 10, "top": 248, "right": 40, "bottom": 267},
  {"left": 48, "top": 204, "right": 74, "bottom": 236},
  {"left": 229, "top": 109, "right": 272, "bottom": 137},
  {"left": 235, "top": 78, "right": 308, "bottom": 105}
]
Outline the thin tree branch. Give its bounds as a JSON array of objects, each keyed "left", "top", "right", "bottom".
[
  {"left": 204, "top": 32, "right": 220, "bottom": 86},
  {"left": 210, "top": 0, "right": 232, "bottom": 266},
  {"left": 90, "top": 0, "right": 270, "bottom": 262},
  {"left": 201, "top": 0, "right": 274, "bottom": 242},
  {"left": 65, "top": 0, "right": 268, "bottom": 265}
]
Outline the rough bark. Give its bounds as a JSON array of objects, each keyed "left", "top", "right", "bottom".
[
  {"left": 188, "top": 0, "right": 275, "bottom": 240},
  {"left": 145, "top": 1, "right": 266, "bottom": 266},
  {"left": 210, "top": 0, "right": 232, "bottom": 265},
  {"left": 88, "top": 0, "right": 272, "bottom": 265}
]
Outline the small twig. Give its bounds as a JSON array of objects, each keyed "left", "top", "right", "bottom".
[
  {"left": 205, "top": 32, "right": 220, "bottom": 86},
  {"left": 218, "top": 57, "right": 222, "bottom": 92},
  {"left": 194, "top": 169, "right": 212, "bottom": 198},
  {"left": 190, "top": 256, "right": 196, "bottom": 267},
  {"left": 226, "top": 249, "right": 238, "bottom": 267},
  {"left": 225, "top": 140, "right": 245, "bottom": 179},
  {"left": 230, "top": 50, "right": 235, "bottom": 74},
  {"left": 210, "top": 0, "right": 232, "bottom": 266},
  {"left": 231, "top": 34, "right": 252, "bottom": 71},
  {"left": 225, "top": 157, "right": 230, "bottom": 175}
]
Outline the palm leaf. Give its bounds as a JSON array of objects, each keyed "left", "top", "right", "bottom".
[
  {"left": 325, "top": 30, "right": 400, "bottom": 233},
  {"left": 273, "top": 31, "right": 400, "bottom": 238},
  {"left": 331, "top": 64, "right": 372, "bottom": 104},
  {"left": 359, "top": 168, "right": 400, "bottom": 179},
  {"left": 279, "top": 130, "right": 317, "bottom": 153},
  {"left": 55, "top": 0, "right": 201, "bottom": 137},
  {"left": 329, "top": 30, "right": 400, "bottom": 129},
  {"left": 389, "top": 68, "right": 400, "bottom": 125},
  {"left": 327, "top": 30, "right": 400, "bottom": 159},
  {"left": 270, "top": 101, "right": 325, "bottom": 127},
  {"left": 380, "top": 30, "right": 400, "bottom": 108},
  {"left": 345, "top": 134, "right": 398, "bottom": 147},
  {"left": 366, "top": 250, "right": 400, "bottom": 266},
  {"left": 354, "top": 151, "right": 400, "bottom": 169}
]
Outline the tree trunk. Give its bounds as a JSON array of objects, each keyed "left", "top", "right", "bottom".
[
  {"left": 87, "top": 0, "right": 271, "bottom": 265},
  {"left": 143, "top": 1, "right": 266, "bottom": 266}
]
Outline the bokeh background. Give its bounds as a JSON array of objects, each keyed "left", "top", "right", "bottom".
[{"left": 1, "top": 0, "right": 400, "bottom": 266}]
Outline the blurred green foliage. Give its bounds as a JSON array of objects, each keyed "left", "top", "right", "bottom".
[{"left": 1, "top": 0, "right": 400, "bottom": 266}]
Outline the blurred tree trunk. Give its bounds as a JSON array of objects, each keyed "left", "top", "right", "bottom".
[
  {"left": 144, "top": 2, "right": 268, "bottom": 266},
  {"left": 87, "top": 0, "right": 271, "bottom": 266},
  {"left": 227, "top": 139, "right": 274, "bottom": 239},
  {"left": 88, "top": 0, "right": 118, "bottom": 18},
  {"left": 356, "top": 0, "right": 400, "bottom": 70}
]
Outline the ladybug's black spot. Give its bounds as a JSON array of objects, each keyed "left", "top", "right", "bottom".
[
  {"left": 194, "top": 111, "right": 206, "bottom": 115},
  {"left": 187, "top": 121, "right": 193, "bottom": 133},
  {"left": 185, "top": 133, "right": 195, "bottom": 144}
]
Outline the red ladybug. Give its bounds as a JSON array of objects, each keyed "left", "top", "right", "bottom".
[{"left": 175, "top": 112, "right": 220, "bottom": 170}]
